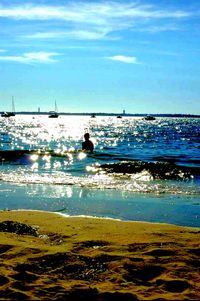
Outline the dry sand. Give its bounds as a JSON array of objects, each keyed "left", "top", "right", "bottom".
[{"left": 0, "top": 210, "right": 199, "bottom": 300}]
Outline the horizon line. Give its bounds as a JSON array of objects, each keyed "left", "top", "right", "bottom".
[{"left": 1, "top": 111, "right": 200, "bottom": 117}]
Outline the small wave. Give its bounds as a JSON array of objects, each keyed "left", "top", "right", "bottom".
[
  {"left": 0, "top": 169, "right": 199, "bottom": 195},
  {"left": 0, "top": 149, "right": 130, "bottom": 161},
  {"left": 153, "top": 155, "right": 200, "bottom": 167},
  {"left": 0, "top": 149, "right": 76, "bottom": 161},
  {"left": 99, "top": 160, "right": 200, "bottom": 180}
]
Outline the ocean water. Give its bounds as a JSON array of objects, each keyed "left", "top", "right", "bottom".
[{"left": 0, "top": 115, "right": 200, "bottom": 227}]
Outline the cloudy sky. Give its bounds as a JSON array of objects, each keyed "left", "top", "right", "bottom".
[{"left": 0, "top": 0, "right": 200, "bottom": 114}]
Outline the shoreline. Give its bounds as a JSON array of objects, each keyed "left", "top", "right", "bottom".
[
  {"left": 1, "top": 208, "right": 200, "bottom": 229},
  {"left": 0, "top": 210, "right": 199, "bottom": 300},
  {"left": 1, "top": 181, "right": 200, "bottom": 228}
]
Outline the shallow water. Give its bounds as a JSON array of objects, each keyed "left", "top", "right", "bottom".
[
  {"left": 1, "top": 181, "right": 200, "bottom": 227},
  {"left": 0, "top": 115, "right": 200, "bottom": 226}
]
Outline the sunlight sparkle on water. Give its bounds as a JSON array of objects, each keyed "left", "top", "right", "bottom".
[
  {"left": 31, "top": 162, "right": 39, "bottom": 170},
  {"left": 30, "top": 154, "right": 39, "bottom": 161},
  {"left": 1, "top": 116, "right": 200, "bottom": 198},
  {"left": 66, "top": 152, "right": 73, "bottom": 161},
  {"left": 86, "top": 165, "right": 98, "bottom": 172},
  {"left": 78, "top": 152, "right": 87, "bottom": 160},
  {"left": 42, "top": 154, "right": 51, "bottom": 162}
]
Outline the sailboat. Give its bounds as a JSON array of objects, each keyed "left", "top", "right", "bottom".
[
  {"left": 144, "top": 115, "right": 156, "bottom": 121},
  {"left": 1, "top": 96, "right": 15, "bottom": 117},
  {"left": 49, "top": 100, "right": 59, "bottom": 118}
]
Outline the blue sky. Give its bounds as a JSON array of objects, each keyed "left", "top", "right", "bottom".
[{"left": 0, "top": 0, "right": 200, "bottom": 114}]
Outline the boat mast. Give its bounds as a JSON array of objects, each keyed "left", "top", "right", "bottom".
[
  {"left": 55, "top": 100, "right": 58, "bottom": 112},
  {"left": 12, "top": 96, "right": 15, "bottom": 112}
]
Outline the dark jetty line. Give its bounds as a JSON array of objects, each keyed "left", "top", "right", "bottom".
[{"left": 100, "top": 161, "right": 200, "bottom": 180}]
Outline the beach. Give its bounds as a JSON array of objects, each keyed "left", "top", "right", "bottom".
[
  {"left": 0, "top": 116, "right": 200, "bottom": 299},
  {"left": 0, "top": 210, "right": 199, "bottom": 300},
  {"left": 1, "top": 0, "right": 200, "bottom": 297}
]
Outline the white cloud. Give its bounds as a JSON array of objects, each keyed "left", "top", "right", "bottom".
[
  {"left": 0, "top": 2, "right": 191, "bottom": 21},
  {"left": 25, "top": 29, "right": 109, "bottom": 40},
  {"left": 138, "top": 24, "right": 179, "bottom": 33},
  {"left": 0, "top": 51, "right": 60, "bottom": 64},
  {"left": 107, "top": 55, "right": 139, "bottom": 64},
  {"left": 0, "top": 2, "right": 193, "bottom": 41}
]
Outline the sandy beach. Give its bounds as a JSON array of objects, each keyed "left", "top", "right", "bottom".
[{"left": 0, "top": 210, "right": 199, "bottom": 300}]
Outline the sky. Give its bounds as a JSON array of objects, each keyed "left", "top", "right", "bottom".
[{"left": 0, "top": 0, "right": 200, "bottom": 114}]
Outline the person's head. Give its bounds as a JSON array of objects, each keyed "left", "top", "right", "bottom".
[{"left": 84, "top": 133, "right": 90, "bottom": 140}]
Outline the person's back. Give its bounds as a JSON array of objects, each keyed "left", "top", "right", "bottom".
[{"left": 82, "top": 133, "right": 94, "bottom": 153}]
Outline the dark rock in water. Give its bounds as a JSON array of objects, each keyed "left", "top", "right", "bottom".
[
  {"left": 0, "top": 220, "right": 38, "bottom": 237},
  {"left": 100, "top": 161, "right": 193, "bottom": 180}
]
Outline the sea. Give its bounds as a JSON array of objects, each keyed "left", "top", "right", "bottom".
[{"left": 0, "top": 115, "right": 200, "bottom": 227}]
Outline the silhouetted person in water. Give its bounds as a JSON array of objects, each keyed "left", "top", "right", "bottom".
[{"left": 82, "top": 133, "right": 94, "bottom": 153}]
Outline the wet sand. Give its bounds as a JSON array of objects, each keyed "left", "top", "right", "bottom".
[{"left": 0, "top": 210, "right": 199, "bottom": 300}]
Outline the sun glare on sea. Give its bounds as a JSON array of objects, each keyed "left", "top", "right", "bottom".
[
  {"left": 78, "top": 152, "right": 87, "bottom": 160},
  {"left": 30, "top": 154, "right": 39, "bottom": 161}
]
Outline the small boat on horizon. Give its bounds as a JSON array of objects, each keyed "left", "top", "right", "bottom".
[
  {"left": 144, "top": 115, "right": 156, "bottom": 121},
  {"left": 1, "top": 112, "right": 13, "bottom": 117},
  {"left": 49, "top": 101, "right": 59, "bottom": 118}
]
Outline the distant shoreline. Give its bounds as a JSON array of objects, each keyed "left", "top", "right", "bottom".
[{"left": 1, "top": 112, "right": 200, "bottom": 118}]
